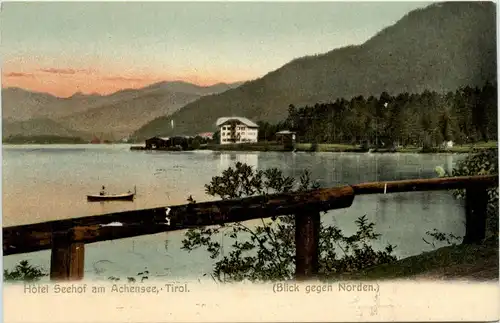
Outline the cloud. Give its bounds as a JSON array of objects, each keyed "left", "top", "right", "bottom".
[
  {"left": 4, "top": 72, "right": 35, "bottom": 78},
  {"left": 103, "top": 76, "right": 147, "bottom": 82},
  {"left": 38, "top": 68, "right": 91, "bottom": 75}
]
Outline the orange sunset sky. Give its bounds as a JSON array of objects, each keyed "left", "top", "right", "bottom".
[
  {"left": 1, "top": 2, "right": 430, "bottom": 98},
  {"left": 2, "top": 59, "right": 250, "bottom": 97}
]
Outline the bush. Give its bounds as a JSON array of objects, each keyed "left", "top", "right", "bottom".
[
  {"left": 191, "top": 138, "right": 201, "bottom": 150},
  {"left": 4, "top": 260, "right": 47, "bottom": 282},
  {"left": 453, "top": 148, "right": 499, "bottom": 241},
  {"left": 181, "top": 162, "right": 397, "bottom": 282},
  {"left": 435, "top": 148, "right": 498, "bottom": 242}
]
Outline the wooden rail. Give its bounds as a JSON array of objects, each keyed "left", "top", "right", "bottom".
[{"left": 3, "top": 175, "right": 498, "bottom": 281}]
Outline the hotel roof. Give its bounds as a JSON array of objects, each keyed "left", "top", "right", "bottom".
[{"left": 215, "top": 117, "right": 259, "bottom": 128}]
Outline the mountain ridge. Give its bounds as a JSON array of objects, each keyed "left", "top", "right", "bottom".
[
  {"left": 2, "top": 80, "right": 245, "bottom": 140},
  {"left": 2, "top": 118, "right": 92, "bottom": 140},
  {"left": 132, "top": 1, "right": 497, "bottom": 140},
  {"left": 2, "top": 80, "right": 245, "bottom": 100}
]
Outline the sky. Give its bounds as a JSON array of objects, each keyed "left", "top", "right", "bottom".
[{"left": 1, "top": 1, "right": 431, "bottom": 97}]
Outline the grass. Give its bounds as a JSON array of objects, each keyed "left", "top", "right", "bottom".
[{"left": 326, "top": 240, "right": 499, "bottom": 281}]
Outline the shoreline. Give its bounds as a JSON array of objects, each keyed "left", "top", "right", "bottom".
[{"left": 129, "top": 142, "right": 498, "bottom": 155}]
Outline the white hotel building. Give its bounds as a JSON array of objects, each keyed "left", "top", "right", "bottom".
[{"left": 216, "top": 117, "right": 259, "bottom": 144}]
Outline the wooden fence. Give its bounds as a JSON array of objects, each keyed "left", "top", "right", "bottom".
[{"left": 3, "top": 175, "right": 498, "bottom": 281}]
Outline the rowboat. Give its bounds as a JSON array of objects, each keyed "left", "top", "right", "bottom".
[
  {"left": 87, "top": 192, "right": 135, "bottom": 202},
  {"left": 87, "top": 186, "right": 136, "bottom": 202}
]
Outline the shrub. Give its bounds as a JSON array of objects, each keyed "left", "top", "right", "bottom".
[
  {"left": 453, "top": 148, "right": 499, "bottom": 241},
  {"left": 435, "top": 148, "right": 498, "bottom": 242},
  {"left": 4, "top": 260, "right": 47, "bottom": 282},
  {"left": 181, "top": 162, "right": 397, "bottom": 282}
]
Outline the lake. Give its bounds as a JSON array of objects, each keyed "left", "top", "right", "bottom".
[{"left": 2, "top": 144, "right": 467, "bottom": 281}]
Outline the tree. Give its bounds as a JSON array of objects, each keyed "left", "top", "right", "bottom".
[
  {"left": 438, "top": 109, "right": 453, "bottom": 142},
  {"left": 437, "top": 148, "right": 498, "bottom": 242},
  {"left": 280, "top": 83, "right": 496, "bottom": 149},
  {"left": 212, "top": 130, "right": 220, "bottom": 144},
  {"left": 181, "top": 162, "right": 397, "bottom": 282},
  {"left": 191, "top": 137, "right": 202, "bottom": 150}
]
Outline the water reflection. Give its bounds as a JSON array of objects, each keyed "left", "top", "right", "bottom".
[
  {"left": 446, "top": 154, "right": 454, "bottom": 175},
  {"left": 250, "top": 152, "right": 462, "bottom": 186},
  {"left": 217, "top": 152, "right": 259, "bottom": 172}
]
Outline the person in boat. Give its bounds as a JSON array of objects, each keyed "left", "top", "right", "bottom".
[{"left": 100, "top": 186, "right": 106, "bottom": 196}]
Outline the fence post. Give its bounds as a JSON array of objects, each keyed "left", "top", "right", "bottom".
[
  {"left": 50, "top": 229, "right": 85, "bottom": 281},
  {"left": 295, "top": 210, "right": 320, "bottom": 280},
  {"left": 463, "top": 187, "right": 488, "bottom": 244}
]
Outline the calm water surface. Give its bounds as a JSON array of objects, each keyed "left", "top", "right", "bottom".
[{"left": 3, "top": 144, "right": 466, "bottom": 281}]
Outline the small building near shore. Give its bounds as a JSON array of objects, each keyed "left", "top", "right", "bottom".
[
  {"left": 145, "top": 135, "right": 198, "bottom": 150},
  {"left": 169, "top": 136, "right": 194, "bottom": 150},
  {"left": 90, "top": 136, "right": 101, "bottom": 144},
  {"left": 145, "top": 136, "right": 170, "bottom": 149},
  {"left": 276, "top": 130, "right": 296, "bottom": 146},
  {"left": 198, "top": 132, "right": 214, "bottom": 140}
]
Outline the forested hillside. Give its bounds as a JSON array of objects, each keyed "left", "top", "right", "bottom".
[{"left": 278, "top": 83, "right": 497, "bottom": 148}]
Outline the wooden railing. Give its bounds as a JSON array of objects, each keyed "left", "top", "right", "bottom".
[{"left": 3, "top": 175, "right": 498, "bottom": 281}]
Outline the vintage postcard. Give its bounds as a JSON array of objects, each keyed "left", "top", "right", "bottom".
[{"left": 1, "top": 1, "right": 498, "bottom": 322}]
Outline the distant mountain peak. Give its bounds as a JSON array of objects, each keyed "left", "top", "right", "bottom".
[
  {"left": 69, "top": 91, "right": 85, "bottom": 98},
  {"left": 2, "top": 78, "right": 248, "bottom": 140},
  {"left": 139, "top": 79, "right": 246, "bottom": 95}
]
